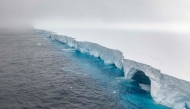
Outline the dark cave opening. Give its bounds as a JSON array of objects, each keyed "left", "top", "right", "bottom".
[{"left": 131, "top": 70, "right": 151, "bottom": 85}]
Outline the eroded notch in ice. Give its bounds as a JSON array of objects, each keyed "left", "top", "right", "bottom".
[{"left": 36, "top": 29, "right": 190, "bottom": 109}]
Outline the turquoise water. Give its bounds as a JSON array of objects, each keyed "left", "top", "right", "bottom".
[
  {"left": 45, "top": 35, "right": 170, "bottom": 109},
  {"left": 0, "top": 30, "right": 122, "bottom": 109},
  {"left": 0, "top": 30, "right": 170, "bottom": 109}
]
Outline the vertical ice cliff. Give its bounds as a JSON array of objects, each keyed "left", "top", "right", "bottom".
[
  {"left": 123, "top": 59, "right": 190, "bottom": 109},
  {"left": 36, "top": 29, "right": 190, "bottom": 109}
]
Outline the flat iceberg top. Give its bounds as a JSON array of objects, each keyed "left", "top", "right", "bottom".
[
  {"left": 36, "top": 29, "right": 190, "bottom": 109},
  {"left": 45, "top": 28, "right": 190, "bottom": 82}
]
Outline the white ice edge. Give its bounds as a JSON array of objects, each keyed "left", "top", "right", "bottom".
[{"left": 36, "top": 29, "right": 190, "bottom": 109}]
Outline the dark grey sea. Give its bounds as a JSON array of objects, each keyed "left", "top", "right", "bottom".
[{"left": 0, "top": 29, "right": 169, "bottom": 109}]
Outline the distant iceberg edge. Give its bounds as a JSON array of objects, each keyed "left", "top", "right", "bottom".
[{"left": 35, "top": 29, "right": 190, "bottom": 109}]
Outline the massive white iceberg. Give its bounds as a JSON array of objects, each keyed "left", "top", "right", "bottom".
[{"left": 36, "top": 29, "right": 190, "bottom": 109}]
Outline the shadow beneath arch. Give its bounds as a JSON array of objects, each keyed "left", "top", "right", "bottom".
[
  {"left": 131, "top": 70, "right": 151, "bottom": 92},
  {"left": 132, "top": 70, "right": 151, "bottom": 85}
]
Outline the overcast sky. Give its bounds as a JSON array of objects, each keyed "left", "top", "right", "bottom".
[
  {"left": 0, "top": 0, "right": 190, "bottom": 81},
  {"left": 1, "top": 0, "right": 190, "bottom": 32},
  {"left": 32, "top": 0, "right": 190, "bottom": 33},
  {"left": 33, "top": 0, "right": 190, "bottom": 22}
]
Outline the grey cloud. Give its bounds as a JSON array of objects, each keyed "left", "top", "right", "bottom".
[
  {"left": 0, "top": 0, "right": 190, "bottom": 28},
  {"left": 0, "top": 0, "right": 39, "bottom": 28},
  {"left": 32, "top": 0, "right": 190, "bottom": 23}
]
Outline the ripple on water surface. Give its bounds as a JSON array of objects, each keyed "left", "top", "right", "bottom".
[
  {"left": 48, "top": 36, "right": 170, "bottom": 109},
  {"left": 0, "top": 30, "right": 170, "bottom": 109},
  {"left": 0, "top": 30, "right": 122, "bottom": 109}
]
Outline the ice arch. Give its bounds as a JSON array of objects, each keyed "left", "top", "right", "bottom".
[
  {"left": 124, "top": 67, "right": 151, "bottom": 92},
  {"left": 36, "top": 29, "right": 190, "bottom": 109}
]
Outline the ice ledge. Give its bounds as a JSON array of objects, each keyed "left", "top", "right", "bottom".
[{"left": 35, "top": 29, "right": 190, "bottom": 109}]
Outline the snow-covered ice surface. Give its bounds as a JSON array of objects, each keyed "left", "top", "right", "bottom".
[
  {"left": 35, "top": 29, "right": 190, "bottom": 109},
  {"left": 37, "top": 28, "right": 190, "bottom": 81}
]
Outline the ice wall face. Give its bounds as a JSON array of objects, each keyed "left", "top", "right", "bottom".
[
  {"left": 35, "top": 29, "right": 190, "bottom": 109},
  {"left": 123, "top": 59, "right": 190, "bottom": 109},
  {"left": 49, "top": 32, "right": 124, "bottom": 69}
]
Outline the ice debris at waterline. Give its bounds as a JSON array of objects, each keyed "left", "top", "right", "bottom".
[{"left": 35, "top": 29, "right": 190, "bottom": 109}]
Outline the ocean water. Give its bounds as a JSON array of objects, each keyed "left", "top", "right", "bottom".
[
  {"left": 42, "top": 33, "right": 170, "bottom": 109},
  {"left": 0, "top": 29, "right": 169, "bottom": 109}
]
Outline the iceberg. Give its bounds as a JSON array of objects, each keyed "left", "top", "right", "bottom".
[{"left": 35, "top": 29, "right": 190, "bottom": 109}]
